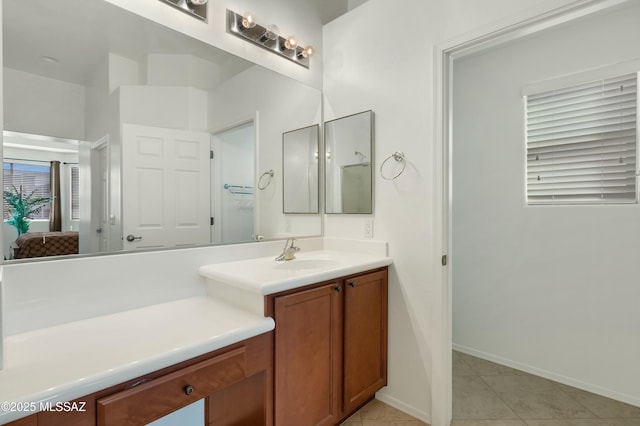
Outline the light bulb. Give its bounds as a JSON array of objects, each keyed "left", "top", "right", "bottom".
[
  {"left": 300, "top": 45, "right": 315, "bottom": 59},
  {"left": 241, "top": 12, "right": 256, "bottom": 29},
  {"left": 190, "top": 0, "right": 208, "bottom": 4},
  {"left": 284, "top": 35, "right": 298, "bottom": 50},
  {"left": 263, "top": 24, "right": 280, "bottom": 41}
]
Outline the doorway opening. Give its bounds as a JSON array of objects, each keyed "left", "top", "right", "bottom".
[
  {"left": 436, "top": 1, "right": 640, "bottom": 424},
  {"left": 211, "top": 121, "right": 256, "bottom": 244}
]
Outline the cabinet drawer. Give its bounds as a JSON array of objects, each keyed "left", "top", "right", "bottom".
[{"left": 97, "top": 347, "right": 246, "bottom": 426}]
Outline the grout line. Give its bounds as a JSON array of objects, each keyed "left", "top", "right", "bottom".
[
  {"left": 477, "top": 373, "right": 526, "bottom": 422},
  {"left": 550, "top": 378, "right": 601, "bottom": 419},
  {"left": 453, "top": 351, "right": 635, "bottom": 424}
]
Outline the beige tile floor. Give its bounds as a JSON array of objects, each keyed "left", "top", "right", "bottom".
[
  {"left": 341, "top": 351, "right": 640, "bottom": 425},
  {"left": 452, "top": 350, "right": 640, "bottom": 426},
  {"left": 343, "top": 399, "right": 429, "bottom": 425}
]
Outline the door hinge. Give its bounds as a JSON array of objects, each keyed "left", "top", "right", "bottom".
[
  {"left": 210, "top": 217, "right": 214, "bottom": 226},
  {"left": 441, "top": 255, "right": 448, "bottom": 266},
  {"left": 210, "top": 150, "right": 214, "bottom": 159}
]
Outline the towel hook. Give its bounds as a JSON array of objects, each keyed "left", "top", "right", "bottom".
[
  {"left": 380, "top": 152, "right": 406, "bottom": 180},
  {"left": 258, "top": 169, "right": 275, "bottom": 190}
]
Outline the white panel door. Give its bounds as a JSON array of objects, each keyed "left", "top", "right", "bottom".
[{"left": 122, "top": 124, "right": 210, "bottom": 250}]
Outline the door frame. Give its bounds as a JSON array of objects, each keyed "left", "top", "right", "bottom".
[
  {"left": 209, "top": 114, "right": 258, "bottom": 244},
  {"left": 91, "top": 135, "right": 110, "bottom": 253},
  {"left": 433, "top": 0, "right": 634, "bottom": 425}
]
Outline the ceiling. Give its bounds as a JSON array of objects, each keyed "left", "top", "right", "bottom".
[
  {"left": 3, "top": 0, "right": 252, "bottom": 86},
  {"left": 317, "top": 0, "right": 370, "bottom": 24},
  {"left": 2, "top": 0, "right": 366, "bottom": 87},
  {"left": 317, "top": 0, "right": 350, "bottom": 25}
]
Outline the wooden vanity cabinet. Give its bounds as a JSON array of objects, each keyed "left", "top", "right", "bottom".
[
  {"left": 6, "top": 333, "right": 273, "bottom": 426},
  {"left": 5, "top": 416, "right": 37, "bottom": 426},
  {"left": 267, "top": 267, "right": 388, "bottom": 426},
  {"left": 342, "top": 269, "right": 388, "bottom": 415}
]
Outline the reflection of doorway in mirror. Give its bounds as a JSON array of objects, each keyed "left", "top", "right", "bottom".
[
  {"left": 121, "top": 124, "right": 211, "bottom": 251},
  {"left": 2, "top": 131, "right": 82, "bottom": 260},
  {"left": 94, "top": 140, "right": 110, "bottom": 253},
  {"left": 211, "top": 122, "right": 255, "bottom": 244}
]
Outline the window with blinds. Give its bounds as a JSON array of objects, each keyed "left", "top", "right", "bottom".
[
  {"left": 526, "top": 73, "right": 638, "bottom": 204},
  {"left": 3, "top": 162, "right": 52, "bottom": 219},
  {"left": 70, "top": 166, "right": 79, "bottom": 220}
]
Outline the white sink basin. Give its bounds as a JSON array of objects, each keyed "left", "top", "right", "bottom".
[
  {"left": 274, "top": 258, "right": 342, "bottom": 271},
  {"left": 199, "top": 250, "right": 392, "bottom": 296}
]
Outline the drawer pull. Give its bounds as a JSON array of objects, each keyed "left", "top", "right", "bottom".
[
  {"left": 97, "top": 347, "right": 246, "bottom": 426},
  {"left": 334, "top": 286, "right": 342, "bottom": 292},
  {"left": 348, "top": 282, "right": 356, "bottom": 287}
]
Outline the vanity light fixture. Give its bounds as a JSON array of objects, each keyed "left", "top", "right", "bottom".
[
  {"left": 283, "top": 35, "right": 298, "bottom": 51},
  {"left": 262, "top": 24, "right": 280, "bottom": 42},
  {"left": 299, "top": 45, "right": 315, "bottom": 59},
  {"left": 242, "top": 12, "right": 257, "bottom": 29},
  {"left": 226, "top": 9, "right": 314, "bottom": 68},
  {"left": 159, "top": 0, "right": 207, "bottom": 21}
]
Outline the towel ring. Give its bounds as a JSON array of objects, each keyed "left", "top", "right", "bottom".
[
  {"left": 380, "top": 152, "right": 406, "bottom": 180},
  {"left": 258, "top": 169, "right": 275, "bottom": 190}
]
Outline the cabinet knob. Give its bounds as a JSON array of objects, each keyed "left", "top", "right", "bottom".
[
  {"left": 334, "top": 286, "right": 342, "bottom": 292},
  {"left": 348, "top": 282, "right": 356, "bottom": 287},
  {"left": 184, "top": 385, "right": 195, "bottom": 395}
]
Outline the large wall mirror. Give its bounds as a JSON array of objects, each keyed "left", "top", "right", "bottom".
[
  {"left": 283, "top": 125, "right": 320, "bottom": 214},
  {"left": 324, "top": 111, "right": 373, "bottom": 214},
  {"left": 2, "top": 0, "right": 322, "bottom": 261}
]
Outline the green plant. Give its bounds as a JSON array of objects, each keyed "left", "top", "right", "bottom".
[{"left": 3, "top": 185, "right": 51, "bottom": 235}]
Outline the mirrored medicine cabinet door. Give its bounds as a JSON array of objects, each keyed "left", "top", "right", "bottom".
[{"left": 324, "top": 111, "right": 374, "bottom": 214}]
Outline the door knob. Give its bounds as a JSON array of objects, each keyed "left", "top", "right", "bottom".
[{"left": 126, "top": 234, "right": 142, "bottom": 242}]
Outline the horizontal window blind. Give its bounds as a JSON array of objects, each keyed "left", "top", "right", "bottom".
[
  {"left": 3, "top": 162, "right": 52, "bottom": 220},
  {"left": 526, "top": 73, "right": 638, "bottom": 204},
  {"left": 71, "top": 166, "right": 79, "bottom": 220}
]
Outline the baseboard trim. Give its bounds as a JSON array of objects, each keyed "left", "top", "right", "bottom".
[
  {"left": 375, "top": 392, "right": 431, "bottom": 423},
  {"left": 452, "top": 343, "right": 640, "bottom": 408}
]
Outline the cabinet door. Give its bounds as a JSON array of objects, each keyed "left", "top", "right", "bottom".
[
  {"left": 274, "top": 283, "right": 343, "bottom": 426},
  {"left": 343, "top": 270, "right": 388, "bottom": 414},
  {"left": 5, "top": 415, "right": 37, "bottom": 426}
]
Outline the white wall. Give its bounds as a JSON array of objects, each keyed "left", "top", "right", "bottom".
[
  {"left": 208, "top": 65, "right": 322, "bottom": 239},
  {"left": 103, "top": 0, "right": 324, "bottom": 89},
  {"left": 146, "top": 54, "right": 221, "bottom": 90},
  {"left": 216, "top": 123, "right": 255, "bottom": 243},
  {"left": 453, "top": 2, "right": 640, "bottom": 406},
  {"left": 3, "top": 68, "right": 85, "bottom": 140},
  {"left": 84, "top": 54, "right": 122, "bottom": 254},
  {"left": 0, "top": 0, "right": 604, "bottom": 423},
  {"left": 322, "top": 0, "right": 581, "bottom": 423}
]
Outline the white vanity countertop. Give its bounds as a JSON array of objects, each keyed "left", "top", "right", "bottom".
[
  {"left": 199, "top": 249, "right": 393, "bottom": 295},
  {"left": 0, "top": 297, "right": 274, "bottom": 424}
]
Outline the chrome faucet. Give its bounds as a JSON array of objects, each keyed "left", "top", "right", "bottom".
[{"left": 275, "top": 238, "right": 300, "bottom": 261}]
